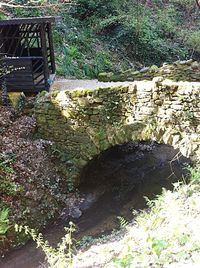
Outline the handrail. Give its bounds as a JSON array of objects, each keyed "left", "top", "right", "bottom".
[{"left": 3, "top": 56, "right": 43, "bottom": 60}]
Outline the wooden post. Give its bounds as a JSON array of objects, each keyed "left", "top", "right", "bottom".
[
  {"left": 47, "top": 23, "right": 56, "bottom": 74},
  {"left": 40, "top": 22, "right": 49, "bottom": 91}
]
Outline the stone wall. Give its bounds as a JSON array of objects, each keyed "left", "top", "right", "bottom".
[
  {"left": 98, "top": 59, "right": 200, "bottom": 82},
  {"left": 34, "top": 78, "right": 200, "bottom": 184}
]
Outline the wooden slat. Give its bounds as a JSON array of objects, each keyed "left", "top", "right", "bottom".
[
  {"left": 5, "top": 75, "right": 33, "bottom": 80},
  {"left": 35, "top": 77, "right": 45, "bottom": 85},
  {"left": 19, "top": 24, "right": 36, "bottom": 56},
  {"left": 46, "top": 23, "right": 55, "bottom": 74},
  {"left": 0, "top": 17, "right": 59, "bottom": 26},
  {"left": 40, "top": 23, "right": 49, "bottom": 90},
  {"left": 6, "top": 25, "right": 20, "bottom": 55},
  {"left": 12, "top": 24, "right": 27, "bottom": 56}
]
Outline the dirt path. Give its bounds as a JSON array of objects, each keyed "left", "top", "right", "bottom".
[{"left": 52, "top": 79, "right": 130, "bottom": 91}]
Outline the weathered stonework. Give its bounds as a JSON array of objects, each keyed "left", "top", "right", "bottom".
[
  {"left": 98, "top": 59, "right": 200, "bottom": 82},
  {"left": 34, "top": 78, "right": 200, "bottom": 184}
]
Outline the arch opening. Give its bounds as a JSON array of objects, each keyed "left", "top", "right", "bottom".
[{"left": 77, "top": 141, "right": 191, "bottom": 234}]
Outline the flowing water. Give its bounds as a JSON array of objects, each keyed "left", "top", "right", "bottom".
[{"left": 0, "top": 142, "right": 190, "bottom": 268}]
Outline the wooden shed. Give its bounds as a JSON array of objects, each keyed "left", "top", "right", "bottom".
[{"left": 0, "top": 16, "right": 59, "bottom": 93}]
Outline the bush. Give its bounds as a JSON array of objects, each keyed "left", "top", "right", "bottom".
[
  {"left": 100, "top": 4, "right": 189, "bottom": 65},
  {"left": 186, "top": 31, "right": 200, "bottom": 53},
  {"left": 73, "top": 0, "right": 123, "bottom": 20}
]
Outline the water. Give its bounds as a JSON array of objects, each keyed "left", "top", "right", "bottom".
[{"left": 0, "top": 142, "right": 190, "bottom": 268}]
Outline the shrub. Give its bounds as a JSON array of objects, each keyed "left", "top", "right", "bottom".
[{"left": 186, "top": 31, "right": 200, "bottom": 53}]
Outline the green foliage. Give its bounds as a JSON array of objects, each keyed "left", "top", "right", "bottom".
[
  {"left": 76, "top": 235, "right": 94, "bottom": 248},
  {"left": 0, "top": 153, "right": 24, "bottom": 196},
  {"left": 117, "top": 216, "right": 128, "bottom": 229},
  {"left": 0, "top": 12, "right": 6, "bottom": 20},
  {"left": 183, "top": 110, "right": 195, "bottom": 122},
  {"left": 5, "top": 0, "right": 199, "bottom": 78},
  {"left": 73, "top": 0, "right": 123, "bottom": 20},
  {"left": 0, "top": 179, "right": 22, "bottom": 196},
  {"left": 0, "top": 153, "right": 15, "bottom": 173},
  {"left": 56, "top": 40, "right": 114, "bottom": 78},
  {"left": 57, "top": 45, "right": 83, "bottom": 77},
  {"left": 15, "top": 93, "right": 26, "bottom": 112},
  {"left": 113, "top": 246, "right": 133, "bottom": 268},
  {"left": 169, "top": 0, "right": 196, "bottom": 12},
  {"left": 112, "top": 166, "right": 200, "bottom": 267},
  {"left": 100, "top": 3, "right": 189, "bottom": 65},
  {"left": 149, "top": 238, "right": 169, "bottom": 257},
  {"left": 72, "top": 0, "right": 199, "bottom": 66},
  {"left": 0, "top": 208, "right": 10, "bottom": 237},
  {"left": 50, "top": 145, "right": 76, "bottom": 193},
  {"left": 15, "top": 222, "right": 76, "bottom": 268},
  {"left": 186, "top": 31, "right": 200, "bottom": 53},
  {"left": 187, "top": 166, "right": 200, "bottom": 184}
]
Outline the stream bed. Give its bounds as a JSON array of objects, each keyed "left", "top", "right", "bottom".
[{"left": 0, "top": 142, "right": 190, "bottom": 268}]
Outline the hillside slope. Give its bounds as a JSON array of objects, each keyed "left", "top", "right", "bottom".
[{"left": 1, "top": 0, "right": 200, "bottom": 78}]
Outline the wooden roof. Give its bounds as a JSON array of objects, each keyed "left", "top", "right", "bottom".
[{"left": 0, "top": 16, "right": 61, "bottom": 26}]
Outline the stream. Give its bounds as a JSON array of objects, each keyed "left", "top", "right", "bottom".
[{"left": 0, "top": 142, "right": 190, "bottom": 268}]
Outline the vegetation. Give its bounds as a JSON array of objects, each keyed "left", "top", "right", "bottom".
[
  {"left": 0, "top": 0, "right": 200, "bottom": 78},
  {"left": 0, "top": 209, "right": 10, "bottom": 239},
  {"left": 12, "top": 166, "right": 200, "bottom": 267},
  {"left": 15, "top": 222, "right": 76, "bottom": 268},
  {"left": 112, "top": 168, "right": 200, "bottom": 267},
  {"left": 0, "top": 1, "right": 200, "bottom": 266},
  {"left": 81, "top": 165, "right": 197, "bottom": 267}
]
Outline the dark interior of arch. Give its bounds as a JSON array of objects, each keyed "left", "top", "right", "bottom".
[{"left": 79, "top": 141, "right": 191, "bottom": 211}]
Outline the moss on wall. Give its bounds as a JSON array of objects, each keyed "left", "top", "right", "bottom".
[
  {"left": 98, "top": 60, "right": 200, "bottom": 82},
  {"left": 34, "top": 78, "right": 200, "bottom": 185}
]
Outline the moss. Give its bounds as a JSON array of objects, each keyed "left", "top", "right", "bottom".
[
  {"left": 38, "top": 90, "right": 48, "bottom": 97},
  {"left": 51, "top": 90, "right": 59, "bottom": 98},
  {"left": 66, "top": 89, "right": 96, "bottom": 98},
  {"left": 99, "top": 139, "right": 110, "bottom": 151},
  {"left": 149, "top": 65, "right": 159, "bottom": 73},
  {"left": 8, "top": 92, "right": 26, "bottom": 110},
  {"left": 97, "top": 60, "right": 200, "bottom": 82},
  {"left": 98, "top": 72, "right": 114, "bottom": 82}
]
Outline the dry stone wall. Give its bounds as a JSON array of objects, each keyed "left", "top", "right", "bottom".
[
  {"left": 98, "top": 59, "right": 200, "bottom": 82},
  {"left": 34, "top": 78, "right": 200, "bottom": 184}
]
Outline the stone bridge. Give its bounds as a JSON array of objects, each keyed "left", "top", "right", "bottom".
[{"left": 34, "top": 78, "right": 200, "bottom": 184}]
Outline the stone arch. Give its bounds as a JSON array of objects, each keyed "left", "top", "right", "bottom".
[{"left": 34, "top": 79, "right": 200, "bottom": 184}]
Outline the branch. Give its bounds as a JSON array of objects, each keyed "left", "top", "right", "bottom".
[
  {"left": 196, "top": 0, "right": 200, "bottom": 9},
  {"left": 0, "top": 1, "right": 71, "bottom": 9}
]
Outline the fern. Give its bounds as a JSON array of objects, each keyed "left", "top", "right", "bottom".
[{"left": 117, "top": 216, "right": 128, "bottom": 229}]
